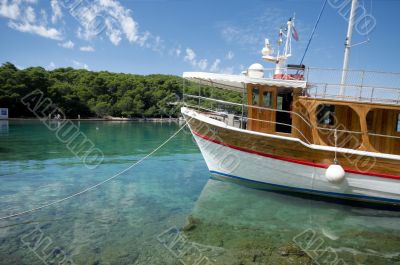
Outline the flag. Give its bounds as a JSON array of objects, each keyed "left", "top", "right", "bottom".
[{"left": 292, "top": 26, "right": 299, "bottom": 41}]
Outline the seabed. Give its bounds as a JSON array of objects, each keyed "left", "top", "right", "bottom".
[{"left": 180, "top": 179, "right": 400, "bottom": 265}]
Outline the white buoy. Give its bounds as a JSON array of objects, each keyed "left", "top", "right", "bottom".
[
  {"left": 325, "top": 164, "right": 345, "bottom": 183},
  {"left": 325, "top": 128, "right": 346, "bottom": 183}
]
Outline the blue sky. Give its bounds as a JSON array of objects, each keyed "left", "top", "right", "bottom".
[{"left": 0, "top": 0, "right": 399, "bottom": 75}]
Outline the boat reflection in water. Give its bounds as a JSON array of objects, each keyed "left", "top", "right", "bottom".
[{"left": 182, "top": 179, "right": 400, "bottom": 265}]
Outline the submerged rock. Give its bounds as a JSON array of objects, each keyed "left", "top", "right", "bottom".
[{"left": 182, "top": 215, "right": 200, "bottom": 232}]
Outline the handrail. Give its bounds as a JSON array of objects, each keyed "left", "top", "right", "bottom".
[
  {"left": 184, "top": 93, "right": 400, "bottom": 141},
  {"left": 368, "top": 132, "right": 400, "bottom": 140},
  {"left": 183, "top": 103, "right": 313, "bottom": 145},
  {"left": 263, "top": 67, "right": 400, "bottom": 76},
  {"left": 306, "top": 67, "right": 400, "bottom": 76},
  {"left": 317, "top": 126, "right": 363, "bottom": 135},
  {"left": 265, "top": 67, "right": 400, "bottom": 105},
  {"left": 184, "top": 94, "right": 313, "bottom": 128},
  {"left": 310, "top": 93, "right": 400, "bottom": 104},
  {"left": 184, "top": 67, "right": 400, "bottom": 105},
  {"left": 309, "top": 83, "right": 400, "bottom": 93}
]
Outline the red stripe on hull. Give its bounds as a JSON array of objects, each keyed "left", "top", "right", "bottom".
[{"left": 192, "top": 130, "right": 400, "bottom": 181}]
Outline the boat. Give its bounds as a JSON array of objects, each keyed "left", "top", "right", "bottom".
[{"left": 181, "top": 0, "right": 400, "bottom": 206}]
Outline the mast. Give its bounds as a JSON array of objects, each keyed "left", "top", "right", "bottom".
[
  {"left": 261, "top": 17, "right": 296, "bottom": 78},
  {"left": 340, "top": 0, "right": 357, "bottom": 95},
  {"left": 275, "top": 18, "right": 294, "bottom": 76},
  {"left": 284, "top": 18, "right": 293, "bottom": 59}
]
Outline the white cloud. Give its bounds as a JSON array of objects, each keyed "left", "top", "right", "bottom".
[
  {"left": 74, "top": 0, "right": 143, "bottom": 47},
  {"left": 183, "top": 48, "right": 212, "bottom": 70},
  {"left": 72, "top": 60, "right": 89, "bottom": 70},
  {"left": 47, "top": 61, "right": 56, "bottom": 70},
  {"left": 209, "top": 58, "right": 235, "bottom": 74},
  {"left": 219, "top": 8, "right": 287, "bottom": 49},
  {"left": 136, "top": 31, "right": 164, "bottom": 52},
  {"left": 197, "top": 59, "right": 208, "bottom": 71},
  {"left": 104, "top": 18, "right": 122, "bottom": 45},
  {"left": 39, "top": 9, "right": 48, "bottom": 25},
  {"left": 76, "top": 27, "right": 91, "bottom": 41},
  {"left": 218, "top": 8, "right": 309, "bottom": 55},
  {"left": 150, "top": 35, "right": 163, "bottom": 53},
  {"left": 80, "top": 45, "right": 95, "bottom": 52},
  {"left": 59, "top": 40, "right": 74, "bottom": 49},
  {"left": 0, "top": 0, "right": 20, "bottom": 19},
  {"left": 1, "top": 1, "right": 64, "bottom": 40},
  {"left": 1, "top": 0, "right": 165, "bottom": 55},
  {"left": 98, "top": 0, "right": 138, "bottom": 43},
  {"left": 109, "top": 31, "right": 122, "bottom": 45},
  {"left": 74, "top": 6, "right": 103, "bottom": 41},
  {"left": 8, "top": 20, "right": 63, "bottom": 40},
  {"left": 220, "top": 25, "right": 260, "bottom": 46},
  {"left": 210, "top": 59, "right": 221, "bottom": 72},
  {"left": 226, "top": 51, "right": 234, "bottom": 60},
  {"left": 184, "top": 48, "right": 196, "bottom": 66},
  {"left": 137, "top": 31, "right": 150, "bottom": 46},
  {"left": 50, "top": 0, "right": 62, "bottom": 24},
  {"left": 72, "top": 0, "right": 164, "bottom": 52},
  {"left": 24, "top": 6, "right": 35, "bottom": 23},
  {"left": 169, "top": 47, "right": 182, "bottom": 57}
]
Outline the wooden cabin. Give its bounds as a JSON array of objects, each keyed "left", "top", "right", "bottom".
[{"left": 246, "top": 84, "right": 400, "bottom": 155}]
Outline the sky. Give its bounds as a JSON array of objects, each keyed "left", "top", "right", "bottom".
[{"left": 0, "top": 0, "right": 399, "bottom": 76}]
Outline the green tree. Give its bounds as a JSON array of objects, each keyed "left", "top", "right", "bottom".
[{"left": 0, "top": 62, "right": 241, "bottom": 119}]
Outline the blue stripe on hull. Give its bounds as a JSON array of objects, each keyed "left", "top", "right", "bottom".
[{"left": 210, "top": 170, "right": 400, "bottom": 206}]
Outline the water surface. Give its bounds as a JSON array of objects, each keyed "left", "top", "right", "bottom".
[{"left": 0, "top": 120, "right": 399, "bottom": 265}]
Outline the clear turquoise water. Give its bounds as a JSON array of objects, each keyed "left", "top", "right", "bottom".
[{"left": 0, "top": 120, "right": 399, "bottom": 265}]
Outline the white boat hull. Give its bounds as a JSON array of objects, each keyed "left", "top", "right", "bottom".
[
  {"left": 182, "top": 108, "right": 400, "bottom": 206},
  {"left": 192, "top": 134, "right": 400, "bottom": 205}
]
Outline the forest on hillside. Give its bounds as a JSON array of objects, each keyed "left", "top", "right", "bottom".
[{"left": 0, "top": 62, "right": 242, "bottom": 118}]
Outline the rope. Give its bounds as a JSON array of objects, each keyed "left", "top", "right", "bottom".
[
  {"left": 334, "top": 128, "right": 338, "bottom": 164},
  {"left": 299, "top": 0, "right": 328, "bottom": 66},
  {"left": 0, "top": 122, "right": 189, "bottom": 221}
]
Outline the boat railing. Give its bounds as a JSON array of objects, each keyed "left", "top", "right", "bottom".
[
  {"left": 183, "top": 94, "right": 400, "bottom": 147},
  {"left": 185, "top": 94, "right": 313, "bottom": 128},
  {"left": 184, "top": 102, "right": 314, "bottom": 145},
  {"left": 307, "top": 68, "right": 399, "bottom": 105},
  {"left": 261, "top": 67, "right": 400, "bottom": 105}
]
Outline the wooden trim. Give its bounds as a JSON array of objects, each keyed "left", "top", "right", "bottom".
[
  {"left": 395, "top": 113, "right": 400, "bottom": 136},
  {"left": 247, "top": 84, "right": 277, "bottom": 134}
]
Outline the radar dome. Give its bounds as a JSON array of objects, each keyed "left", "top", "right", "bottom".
[{"left": 248, "top": 63, "right": 264, "bottom": 78}]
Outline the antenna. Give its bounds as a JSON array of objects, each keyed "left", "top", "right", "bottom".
[{"left": 261, "top": 17, "right": 295, "bottom": 76}]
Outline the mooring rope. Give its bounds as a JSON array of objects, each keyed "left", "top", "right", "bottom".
[{"left": 0, "top": 122, "right": 189, "bottom": 221}]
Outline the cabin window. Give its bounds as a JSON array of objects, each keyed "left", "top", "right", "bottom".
[
  {"left": 252, "top": 87, "right": 259, "bottom": 106},
  {"left": 263, "top": 91, "right": 272, "bottom": 107},
  {"left": 397, "top": 113, "right": 400, "bottom": 133},
  {"left": 277, "top": 96, "right": 283, "bottom": 110},
  {"left": 317, "top": 105, "right": 336, "bottom": 126}
]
